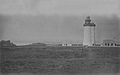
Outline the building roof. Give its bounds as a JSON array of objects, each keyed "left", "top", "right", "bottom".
[{"left": 103, "top": 39, "right": 120, "bottom": 44}]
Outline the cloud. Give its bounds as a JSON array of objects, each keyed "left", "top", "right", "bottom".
[
  {"left": 0, "top": 15, "right": 9, "bottom": 39},
  {"left": 0, "top": 14, "right": 119, "bottom": 44},
  {"left": 0, "top": 0, "right": 119, "bottom": 44},
  {"left": 0, "top": 0, "right": 118, "bottom": 15},
  {"left": 93, "top": 15, "right": 120, "bottom": 42}
]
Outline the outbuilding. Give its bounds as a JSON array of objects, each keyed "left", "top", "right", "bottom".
[{"left": 102, "top": 39, "right": 120, "bottom": 47}]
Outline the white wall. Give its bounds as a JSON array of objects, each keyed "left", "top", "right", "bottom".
[
  {"left": 83, "top": 26, "right": 95, "bottom": 46},
  {"left": 62, "top": 44, "right": 72, "bottom": 46}
]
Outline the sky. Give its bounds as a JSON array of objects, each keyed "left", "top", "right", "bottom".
[{"left": 0, "top": 0, "right": 119, "bottom": 45}]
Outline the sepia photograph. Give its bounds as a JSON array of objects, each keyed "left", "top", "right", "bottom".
[{"left": 0, "top": 0, "right": 120, "bottom": 75}]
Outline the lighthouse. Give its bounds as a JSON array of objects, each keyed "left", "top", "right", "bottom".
[{"left": 83, "top": 16, "right": 96, "bottom": 46}]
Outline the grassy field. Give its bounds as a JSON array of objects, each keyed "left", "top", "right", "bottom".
[
  {"left": 0, "top": 46, "right": 120, "bottom": 75},
  {"left": 1, "top": 73, "right": 120, "bottom": 75}
]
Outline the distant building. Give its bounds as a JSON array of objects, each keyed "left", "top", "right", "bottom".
[
  {"left": 55, "top": 43, "right": 83, "bottom": 47},
  {"left": 93, "top": 43, "right": 101, "bottom": 46},
  {"left": 102, "top": 39, "right": 120, "bottom": 47},
  {"left": 0, "top": 40, "right": 16, "bottom": 47},
  {"left": 71, "top": 44, "right": 83, "bottom": 47},
  {"left": 62, "top": 44, "right": 72, "bottom": 46},
  {"left": 83, "top": 16, "right": 96, "bottom": 46}
]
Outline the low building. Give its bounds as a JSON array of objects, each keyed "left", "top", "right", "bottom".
[
  {"left": 57, "top": 43, "right": 83, "bottom": 47},
  {"left": 71, "top": 44, "right": 83, "bottom": 47},
  {"left": 93, "top": 44, "right": 101, "bottom": 46},
  {"left": 0, "top": 40, "right": 16, "bottom": 47},
  {"left": 62, "top": 44, "right": 72, "bottom": 46},
  {"left": 102, "top": 39, "right": 120, "bottom": 47}
]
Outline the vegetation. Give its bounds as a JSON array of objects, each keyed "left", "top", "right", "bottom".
[{"left": 0, "top": 46, "right": 120, "bottom": 74}]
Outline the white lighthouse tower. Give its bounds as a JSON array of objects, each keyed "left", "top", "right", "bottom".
[{"left": 83, "top": 16, "right": 96, "bottom": 46}]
